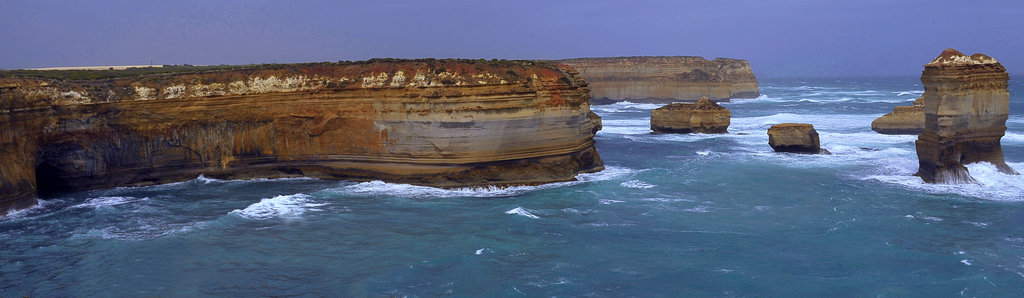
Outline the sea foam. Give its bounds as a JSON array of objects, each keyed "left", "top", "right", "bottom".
[
  {"left": 332, "top": 166, "right": 638, "bottom": 198},
  {"left": 230, "top": 193, "right": 325, "bottom": 220},
  {"left": 868, "top": 162, "right": 1024, "bottom": 202}
]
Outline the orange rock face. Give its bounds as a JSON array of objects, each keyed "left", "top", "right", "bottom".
[
  {"left": 872, "top": 97, "right": 925, "bottom": 135},
  {"left": 767, "top": 123, "right": 825, "bottom": 154},
  {"left": 915, "top": 49, "right": 1017, "bottom": 183},
  {"left": 559, "top": 56, "right": 759, "bottom": 104},
  {"left": 0, "top": 60, "right": 604, "bottom": 214},
  {"left": 650, "top": 96, "right": 730, "bottom": 133}
]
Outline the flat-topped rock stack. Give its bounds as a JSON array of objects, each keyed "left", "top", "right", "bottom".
[
  {"left": 0, "top": 59, "right": 605, "bottom": 214},
  {"left": 915, "top": 48, "right": 1017, "bottom": 183},
  {"left": 650, "top": 96, "right": 731, "bottom": 134},
  {"left": 872, "top": 97, "right": 926, "bottom": 135},
  {"left": 767, "top": 123, "right": 828, "bottom": 154}
]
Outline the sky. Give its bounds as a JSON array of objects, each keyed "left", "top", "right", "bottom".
[{"left": 1, "top": 0, "right": 1021, "bottom": 78}]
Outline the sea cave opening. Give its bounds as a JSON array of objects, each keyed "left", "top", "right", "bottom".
[{"left": 34, "top": 161, "right": 74, "bottom": 197}]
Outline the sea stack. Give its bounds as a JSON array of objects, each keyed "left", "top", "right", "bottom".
[
  {"left": 915, "top": 49, "right": 1017, "bottom": 183},
  {"left": 0, "top": 59, "right": 604, "bottom": 214},
  {"left": 871, "top": 97, "right": 925, "bottom": 134},
  {"left": 560, "top": 56, "right": 759, "bottom": 104},
  {"left": 650, "top": 96, "right": 731, "bottom": 133},
  {"left": 767, "top": 123, "right": 827, "bottom": 154}
]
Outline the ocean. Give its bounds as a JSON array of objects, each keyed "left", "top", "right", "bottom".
[{"left": 3, "top": 76, "right": 1023, "bottom": 296}]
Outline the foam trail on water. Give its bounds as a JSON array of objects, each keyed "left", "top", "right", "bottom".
[
  {"left": 332, "top": 166, "right": 638, "bottom": 198},
  {"left": 72, "top": 196, "right": 148, "bottom": 209},
  {"left": 230, "top": 194, "right": 325, "bottom": 220},
  {"left": 505, "top": 207, "right": 540, "bottom": 219}
]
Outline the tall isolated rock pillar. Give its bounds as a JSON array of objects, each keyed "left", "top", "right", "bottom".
[{"left": 915, "top": 48, "right": 1017, "bottom": 183}]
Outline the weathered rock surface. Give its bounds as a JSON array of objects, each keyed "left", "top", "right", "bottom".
[
  {"left": 872, "top": 97, "right": 926, "bottom": 135},
  {"left": 559, "top": 56, "right": 759, "bottom": 104},
  {"left": 915, "top": 49, "right": 1017, "bottom": 183},
  {"left": 767, "top": 123, "right": 827, "bottom": 154},
  {"left": 0, "top": 59, "right": 604, "bottom": 214},
  {"left": 650, "top": 96, "right": 730, "bottom": 133}
]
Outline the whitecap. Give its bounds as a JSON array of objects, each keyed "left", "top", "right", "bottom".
[
  {"left": 620, "top": 180, "right": 656, "bottom": 189},
  {"left": 725, "top": 94, "right": 781, "bottom": 103},
  {"left": 599, "top": 199, "right": 626, "bottom": 204},
  {"left": 893, "top": 90, "right": 924, "bottom": 96},
  {"left": 505, "top": 207, "right": 540, "bottom": 219},
  {"left": 195, "top": 174, "right": 221, "bottom": 184},
  {"left": 1, "top": 199, "right": 59, "bottom": 221},
  {"left": 229, "top": 193, "right": 323, "bottom": 220},
  {"left": 696, "top": 151, "right": 711, "bottom": 156}
]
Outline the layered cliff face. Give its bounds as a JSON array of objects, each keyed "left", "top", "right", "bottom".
[
  {"left": 915, "top": 49, "right": 1016, "bottom": 183},
  {"left": 650, "top": 96, "right": 730, "bottom": 133},
  {"left": 871, "top": 97, "right": 925, "bottom": 135},
  {"left": 0, "top": 59, "right": 604, "bottom": 214},
  {"left": 559, "top": 56, "right": 759, "bottom": 104}
]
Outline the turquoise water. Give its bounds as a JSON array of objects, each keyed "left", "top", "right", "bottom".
[{"left": 3, "top": 76, "right": 1024, "bottom": 296}]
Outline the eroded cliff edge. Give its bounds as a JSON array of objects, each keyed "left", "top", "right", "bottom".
[
  {"left": 0, "top": 59, "right": 604, "bottom": 214},
  {"left": 559, "top": 56, "right": 759, "bottom": 104}
]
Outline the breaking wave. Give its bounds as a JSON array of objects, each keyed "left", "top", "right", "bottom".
[{"left": 230, "top": 194, "right": 325, "bottom": 220}]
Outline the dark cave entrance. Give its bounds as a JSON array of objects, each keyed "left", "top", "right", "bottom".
[
  {"left": 34, "top": 161, "right": 74, "bottom": 197},
  {"left": 34, "top": 143, "right": 83, "bottom": 197}
]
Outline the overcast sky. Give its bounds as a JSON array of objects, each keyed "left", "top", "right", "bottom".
[{"left": 1, "top": 0, "right": 1021, "bottom": 78}]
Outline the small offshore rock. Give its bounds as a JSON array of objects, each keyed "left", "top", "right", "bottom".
[
  {"left": 650, "top": 96, "right": 731, "bottom": 134},
  {"left": 767, "top": 123, "right": 827, "bottom": 154}
]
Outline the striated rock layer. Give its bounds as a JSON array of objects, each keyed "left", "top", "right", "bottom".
[
  {"left": 559, "top": 56, "right": 759, "bottom": 104},
  {"left": 915, "top": 49, "right": 1017, "bottom": 183},
  {"left": 650, "top": 96, "right": 730, "bottom": 134},
  {"left": 0, "top": 59, "right": 604, "bottom": 214},
  {"left": 872, "top": 97, "right": 925, "bottom": 135},
  {"left": 767, "top": 123, "right": 826, "bottom": 154}
]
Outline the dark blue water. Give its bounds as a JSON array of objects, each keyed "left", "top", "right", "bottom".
[{"left": 3, "top": 76, "right": 1023, "bottom": 296}]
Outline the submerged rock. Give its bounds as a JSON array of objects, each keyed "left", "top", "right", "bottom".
[
  {"left": 872, "top": 97, "right": 925, "bottom": 134},
  {"left": 650, "top": 96, "right": 731, "bottom": 134},
  {"left": 0, "top": 59, "right": 605, "bottom": 214},
  {"left": 559, "top": 56, "right": 759, "bottom": 104},
  {"left": 915, "top": 48, "right": 1017, "bottom": 183},
  {"left": 767, "top": 123, "right": 827, "bottom": 154}
]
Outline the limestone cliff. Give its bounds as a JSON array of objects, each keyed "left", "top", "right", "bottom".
[
  {"left": 0, "top": 59, "right": 604, "bottom": 214},
  {"left": 872, "top": 97, "right": 925, "bottom": 135},
  {"left": 650, "top": 96, "right": 730, "bottom": 133},
  {"left": 559, "top": 56, "right": 759, "bottom": 104},
  {"left": 915, "top": 49, "right": 1016, "bottom": 183}
]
